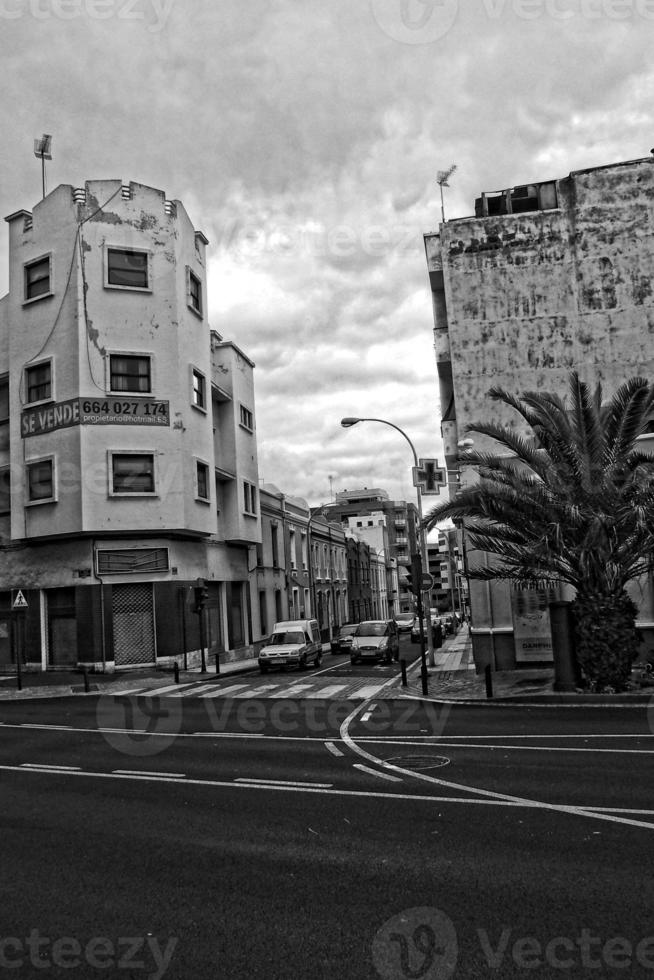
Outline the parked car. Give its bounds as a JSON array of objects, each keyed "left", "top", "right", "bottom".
[
  {"left": 350, "top": 620, "right": 399, "bottom": 664},
  {"left": 411, "top": 617, "right": 443, "bottom": 644},
  {"left": 330, "top": 623, "right": 359, "bottom": 655},
  {"left": 394, "top": 612, "right": 415, "bottom": 633},
  {"left": 258, "top": 619, "right": 323, "bottom": 672}
]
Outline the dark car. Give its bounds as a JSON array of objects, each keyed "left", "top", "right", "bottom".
[
  {"left": 330, "top": 623, "right": 359, "bottom": 655},
  {"left": 350, "top": 620, "right": 399, "bottom": 664}
]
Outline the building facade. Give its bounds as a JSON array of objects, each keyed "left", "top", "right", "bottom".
[
  {"left": 313, "top": 487, "right": 418, "bottom": 615},
  {"left": 424, "top": 154, "right": 654, "bottom": 668},
  {"left": 0, "top": 179, "right": 262, "bottom": 671}
]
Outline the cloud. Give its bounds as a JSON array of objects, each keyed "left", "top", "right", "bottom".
[{"left": 0, "top": 0, "right": 651, "bottom": 505}]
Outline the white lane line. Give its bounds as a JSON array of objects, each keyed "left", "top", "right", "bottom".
[
  {"left": 234, "top": 777, "right": 333, "bottom": 788},
  {"left": 20, "top": 763, "right": 81, "bottom": 771},
  {"left": 407, "top": 742, "right": 654, "bottom": 755},
  {"left": 325, "top": 741, "right": 344, "bottom": 757},
  {"left": 305, "top": 685, "right": 348, "bottom": 699},
  {"left": 201, "top": 684, "right": 249, "bottom": 697},
  {"left": 354, "top": 763, "right": 402, "bottom": 783},
  {"left": 339, "top": 703, "right": 654, "bottom": 832},
  {"left": 355, "top": 685, "right": 385, "bottom": 699},
  {"left": 9, "top": 764, "right": 650, "bottom": 813},
  {"left": 113, "top": 769, "right": 186, "bottom": 778},
  {"left": 18, "top": 724, "right": 74, "bottom": 731},
  {"left": 360, "top": 703, "right": 378, "bottom": 722},
  {"left": 268, "top": 685, "right": 315, "bottom": 698},
  {"left": 423, "top": 734, "right": 654, "bottom": 740}
]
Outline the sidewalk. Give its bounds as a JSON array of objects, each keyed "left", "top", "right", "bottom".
[
  {"left": 395, "top": 626, "right": 654, "bottom": 703},
  {"left": 0, "top": 655, "right": 260, "bottom": 701}
]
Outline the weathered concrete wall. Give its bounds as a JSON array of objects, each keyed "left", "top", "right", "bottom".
[{"left": 438, "top": 157, "right": 654, "bottom": 448}]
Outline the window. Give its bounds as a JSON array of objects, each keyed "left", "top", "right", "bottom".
[
  {"left": 192, "top": 369, "right": 206, "bottom": 410},
  {"left": 111, "top": 453, "right": 155, "bottom": 494},
  {"left": 0, "top": 467, "right": 10, "bottom": 515},
  {"left": 239, "top": 405, "right": 253, "bottom": 431},
  {"left": 0, "top": 376, "right": 8, "bottom": 453},
  {"left": 27, "top": 458, "right": 54, "bottom": 503},
  {"left": 271, "top": 525, "right": 279, "bottom": 567},
  {"left": 243, "top": 481, "right": 257, "bottom": 515},
  {"left": 106, "top": 248, "right": 149, "bottom": 289},
  {"left": 188, "top": 269, "right": 202, "bottom": 315},
  {"left": 24, "top": 255, "right": 51, "bottom": 302},
  {"left": 289, "top": 528, "right": 297, "bottom": 568},
  {"left": 25, "top": 361, "right": 51, "bottom": 404},
  {"left": 196, "top": 461, "right": 209, "bottom": 501},
  {"left": 110, "top": 354, "right": 151, "bottom": 393}
]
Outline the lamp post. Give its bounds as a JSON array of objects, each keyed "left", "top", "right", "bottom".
[{"left": 340, "top": 416, "right": 431, "bottom": 695}]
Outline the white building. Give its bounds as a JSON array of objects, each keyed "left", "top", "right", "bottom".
[{"left": 0, "top": 179, "right": 261, "bottom": 671}]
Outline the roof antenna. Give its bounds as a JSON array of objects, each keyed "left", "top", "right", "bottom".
[
  {"left": 34, "top": 134, "right": 52, "bottom": 199},
  {"left": 437, "top": 164, "right": 457, "bottom": 223}
]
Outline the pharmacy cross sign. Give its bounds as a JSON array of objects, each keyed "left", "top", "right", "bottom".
[{"left": 412, "top": 457, "right": 446, "bottom": 495}]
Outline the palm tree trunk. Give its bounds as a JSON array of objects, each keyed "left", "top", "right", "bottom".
[{"left": 570, "top": 591, "right": 640, "bottom": 691}]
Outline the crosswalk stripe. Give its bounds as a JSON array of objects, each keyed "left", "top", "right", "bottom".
[
  {"left": 118, "top": 682, "right": 195, "bottom": 697},
  {"left": 234, "top": 684, "right": 282, "bottom": 698},
  {"left": 200, "top": 684, "right": 249, "bottom": 698},
  {"left": 268, "top": 684, "right": 314, "bottom": 698},
  {"left": 304, "top": 685, "right": 348, "bottom": 699},
  {"left": 354, "top": 684, "right": 385, "bottom": 699}
]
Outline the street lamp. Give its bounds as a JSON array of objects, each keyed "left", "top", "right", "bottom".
[{"left": 340, "top": 416, "right": 432, "bottom": 695}]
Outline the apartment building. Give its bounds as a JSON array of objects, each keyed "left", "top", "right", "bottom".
[
  {"left": 313, "top": 487, "right": 417, "bottom": 614},
  {"left": 0, "top": 179, "right": 261, "bottom": 671},
  {"left": 424, "top": 154, "right": 654, "bottom": 668}
]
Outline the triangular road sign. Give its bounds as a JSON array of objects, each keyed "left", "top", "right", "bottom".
[{"left": 12, "top": 590, "right": 28, "bottom": 609}]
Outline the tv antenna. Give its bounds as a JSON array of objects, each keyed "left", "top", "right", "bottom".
[
  {"left": 437, "top": 164, "right": 457, "bottom": 223},
  {"left": 34, "top": 134, "right": 52, "bottom": 199}
]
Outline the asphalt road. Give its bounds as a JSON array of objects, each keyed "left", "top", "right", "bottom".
[{"left": 1, "top": 658, "right": 654, "bottom": 979}]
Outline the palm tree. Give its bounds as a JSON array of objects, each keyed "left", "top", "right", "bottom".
[{"left": 424, "top": 373, "right": 654, "bottom": 691}]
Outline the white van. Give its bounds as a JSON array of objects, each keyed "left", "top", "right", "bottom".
[{"left": 258, "top": 619, "right": 323, "bottom": 673}]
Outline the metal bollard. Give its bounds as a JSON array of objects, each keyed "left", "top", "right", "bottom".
[
  {"left": 174, "top": 661, "right": 180, "bottom": 685},
  {"left": 400, "top": 660, "right": 408, "bottom": 687},
  {"left": 485, "top": 663, "right": 493, "bottom": 699}
]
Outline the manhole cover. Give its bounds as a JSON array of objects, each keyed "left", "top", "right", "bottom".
[{"left": 384, "top": 755, "right": 450, "bottom": 771}]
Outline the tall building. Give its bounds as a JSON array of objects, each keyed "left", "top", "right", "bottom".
[
  {"left": 424, "top": 154, "right": 654, "bottom": 669},
  {"left": 0, "top": 180, "right": 261, "bottom": 671},
  {"left": 313, "top": 487, "right": 418, "bottom": 614}
]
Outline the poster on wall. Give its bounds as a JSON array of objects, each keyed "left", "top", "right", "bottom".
[{"left": 511, "top": 587, "right": 555, "bottom": 663}]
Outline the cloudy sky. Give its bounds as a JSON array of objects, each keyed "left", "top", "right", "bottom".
[{"left": 0, "top": 0, "right": 652, "bottom": 508}]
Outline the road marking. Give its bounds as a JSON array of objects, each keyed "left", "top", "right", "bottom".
[
  {"left": 408, "top": 742, "right": 654, "bottom": 755},
  {"left": 354, "top": 763, "right": 402, "bottom": 783},
  {"left": 360, "top": 703, "right": 379, "bottom": 722},
  {"left": 234, "top": 777, "right": 333, "bottom": 788},
  {"left": 8, "top": 763, "right": 654, "bottom": 814},
  {"left": 113, "top": 769, "right": 186, "bottom": 778},
  {"left": 200, "top": 684, "right": 249, "bottom": 698},
  {"left": 118, "top": 682, "right": 197, "bottom": 697},
  {"left": 269, "top": 685, "right": 315, "bottom": 698},
  {"left": 339, "top": 703, "right": 654, "bottom": 832},
  {"left": 20, "top": 763, "right": 81, "bottom": 771},
  {"left": 325, "top": 741, "right": 344, "bottom": 757},
  {"left": 305, "top": 685, "right": 348, "bottom": 699},
  {"left": 233, "top": 684, "right": 283, "bottom": 698},
  {"left": 355, "top": 684, "right": 386, "bottom": 699},
  {"left": 175, "top": 684, "right": 220, "bottom": 697}
]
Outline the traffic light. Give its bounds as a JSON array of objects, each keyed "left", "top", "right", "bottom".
[{"left": 194, "top": 580, "right": 209, "bottom": 612}]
